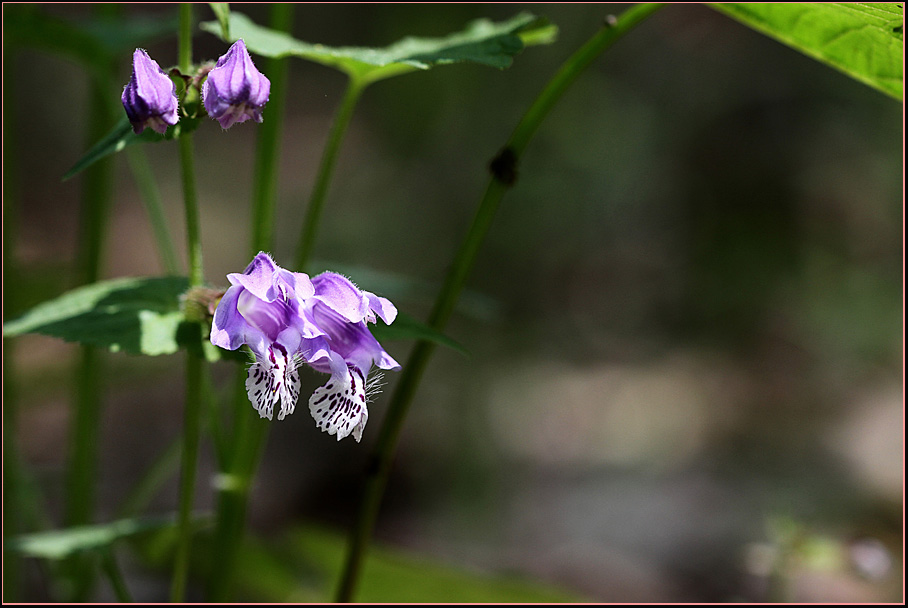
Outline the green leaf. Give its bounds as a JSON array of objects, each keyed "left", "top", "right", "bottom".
[
  {"left": 63, "top": 115, "right": 202, "bottom": 181},
  {"left": 711, "top": 3, "right": 903, "bottom": 100},
  {"left": 209, "top": 2, "right": 231, "bottom": 40},
  {"left": 200, "top": 11, "right": 557, "bottom": 84},
  {"left": 5, "top": 515, "right": 177, "bottom": 560},
  {"left": 371, "top": 313, "right": 468, "bottom": 357},
  {"left": 3, "top": 276, "right": 190, "bottom": 356}
]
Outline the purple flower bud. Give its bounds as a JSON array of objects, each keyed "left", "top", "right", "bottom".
[
  {"left": 121, "top": 49, "right": 179, "bottom": 135},
  {"left": 211, "top": 253, "right": 399, "bottom": 442},
  {"left": 202, "top": 39, "right": 271, "bottom": 129}
]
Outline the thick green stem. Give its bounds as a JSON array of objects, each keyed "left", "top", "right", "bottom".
[
  {"left": 180, "top": 133, "right": 204, "bottom": 288},
  {"left": 250, "top": 4, "right": 294, "bottom": 255},
  {"left": 171, "top": 5, "right": 206, "bottom": 602},
  {"left": 334, "top": 4, "right": 665, "bottom": 602},
  {"left": 294, "top": 77, "right": 366, "bottom": 270},
  {"left": 170, "top": 329, "right": 204, "bottom": 602}
]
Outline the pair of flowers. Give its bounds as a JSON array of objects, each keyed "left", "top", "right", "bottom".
[
  {"left": 122, "top": 39, "right": 270, "bottom": 133},
  {"left": 211, "top": 253, "right": 401, "bottom": 442}
]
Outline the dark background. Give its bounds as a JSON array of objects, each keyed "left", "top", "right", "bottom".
[{"left": 4, "top": 3, "right": 903, "bottom": 602}]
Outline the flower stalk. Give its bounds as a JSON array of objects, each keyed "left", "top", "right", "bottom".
[
  {"left": 335, "top": 4, "right": 666, "bottom": 602},
  {"left": 171, "top": 4, "right": 205, "bottom": 603},
  {"left": 295, "top": 76, "right": 366, "bottom": 271}
]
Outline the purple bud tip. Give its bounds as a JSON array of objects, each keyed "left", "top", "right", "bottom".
[
  {"left": 121, "top": 49, "right": 179, "bottom": 135},
  {"left": 202, "top": 39, "right": 272, "bottom": 130}
]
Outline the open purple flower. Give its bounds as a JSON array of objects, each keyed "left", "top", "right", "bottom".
[
  {"left": 303, "top": 272, "right": 400, "bottom": 442},
  {"left": 211, "top": 253, "right": 399, "bottom": 441},
  {"left": 202, "top": 39, "right": 271, "bottom": 129},
  {"left": 122, "top": 49, "right": 179, "bottom": 135}
]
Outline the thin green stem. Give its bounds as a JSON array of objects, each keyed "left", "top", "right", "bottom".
[
  {"left": 116, "top": 438, "right": 182, "bottom": 520},
  {"left": 334, "top": 4, "right": 665, "bottom": 602},
  {"left": 100, "top": 548, "right": 134, "bottom": 603},
  {"left": 250, "top": 4, "right": 294, "bottom": 255},
  {"left": 125, "top": 147, "right": 180, "bottom": 275},
  {"left": 294, "top": 77, "right": 366, "bottom": 270}
]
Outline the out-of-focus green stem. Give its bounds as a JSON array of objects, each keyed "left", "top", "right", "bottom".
[
  {"left": 250, "top": 4, "right": 294, "bottom": 255},
  {"left": 294, "top": 76, "right": 366, "bottom": 270},
  {"left": 3, "top": 45, "right": 22, "bottom": 604},
  {"left": 65, "top": 32, "right": 118, "bottom": 601},
  {"left": 334, "top": 4, "right": 666, "bottom": 602},
  {"left": 100, "top": 548, "right": 133, "bottom": 603},
  {"left": 125, "top": 148, "right": 180, "bottom": 275}
]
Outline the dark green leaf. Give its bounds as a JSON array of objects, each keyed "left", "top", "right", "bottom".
[
  {"left": 5, "top": 515, "right": 177, "bottom": 560},
  {"left": 64, "top": 115, "right": 202, "bottom": 181},
  {"left": 3, "top": 5, "right": 177, "bottom": 65},
  {"left": 200, "top": 11, "right": 557, "bottom": 84},
  {"left": 711, "top": 3, "right": 903, "bottom": 100},
  {"left": 3, "top": 276, "right": 190, "bottom": 356}
]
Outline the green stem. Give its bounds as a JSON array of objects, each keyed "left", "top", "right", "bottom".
[
  {"left": 100, "top": 548, "right": 133, "bottom": 603},
  {"left": 334, "top": 4, "right": 665, "bottom": 602},
  {"left": 170, "top": 330, "right": 204, "bottom": 603},
  {"left": 207, "top": 368, "right": 267, "bottom": 602},
  {"left": 250, "top": 4, "right": 294, "bottom": 255},
  {"left": 171, "top": 5, "right": 205, "bottom": 602},
  {"left": 125, "top": 147, "right": 180, "bottom": 275},
  {"left": 180, "top": 133, "right": 203, "bottom": 288},
  {"left": 294, "top": 77, "right": 366, "bottom": 270},
  {"left": 178, "top": 3, "right": 193, "bottom": 74},
  {"left": 116, "top": 438, "right": 182, "bottom": 520},
  {"left": 3, "top": 45, "right": 22, "bottom": 603}
]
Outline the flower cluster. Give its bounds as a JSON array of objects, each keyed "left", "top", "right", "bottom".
[
  {"left": 210, "top": 253, "right": 400, "bottom": 442},
  {"left": 121, "top": 40, "right": 270, "bottom": 133}
]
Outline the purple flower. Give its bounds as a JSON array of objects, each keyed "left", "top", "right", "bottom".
[
  {"left": 211, "top": 253, "right": 400, "bottom": 441},
  {"left": 122, "top": 49, "right": 179, "bottom": 135},
  {"left": 303, "top": 272, "right": 400, "bottom": 442},
  {"left": 202, "top": 39, "right": 271, "bottom": 129}
]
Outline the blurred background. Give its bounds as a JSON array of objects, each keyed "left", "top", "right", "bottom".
[{"left": 3, "top": 3, "right": 903, "bottom": 603}]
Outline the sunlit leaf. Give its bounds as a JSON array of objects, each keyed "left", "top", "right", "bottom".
[
  {"left": 200, "top": 11, "right": 557, "bottom": 84},
  {"left": 5, "top": 515, "right": 177, "bottom": 560},
  {"left": 711, "top": 3, "right": 903, "bottom": 100},
  {"left": 3, "top": 276, "right": 190, "bottom": 356}
]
